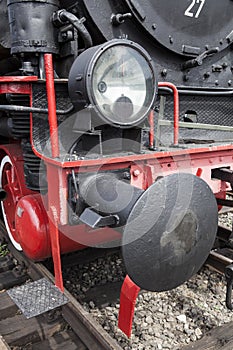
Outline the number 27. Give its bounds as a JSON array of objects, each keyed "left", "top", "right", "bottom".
[{"left": 184, "top": 0, "right": 206, "bottom": 18}]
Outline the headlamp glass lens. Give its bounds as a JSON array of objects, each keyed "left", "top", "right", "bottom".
[{"left": 91, "top": 45, "right": 154, "bottom": 126}]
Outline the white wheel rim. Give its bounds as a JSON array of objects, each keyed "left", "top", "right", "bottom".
[{"left": 0, "top": 155, "right": 22, "bottom": 251}]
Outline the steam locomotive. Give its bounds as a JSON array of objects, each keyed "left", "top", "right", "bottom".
[{"left": 0, "top": 0, "right": 232, "bottom": 336}]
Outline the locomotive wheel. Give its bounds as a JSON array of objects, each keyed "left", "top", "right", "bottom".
[{"left": 0, "top": 155, "right": 22, "bottom": 250}]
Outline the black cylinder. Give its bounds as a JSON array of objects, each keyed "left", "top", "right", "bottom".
[
  {"left": 79, "top": 173, "right": 144, "bottom": 227},
  {"left": 7, "top": 0, "right": 60, "bottom": 54}
]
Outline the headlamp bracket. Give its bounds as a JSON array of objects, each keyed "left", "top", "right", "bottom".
[{"left": 72, "top": 120, "right": 143, "bottom": 157}]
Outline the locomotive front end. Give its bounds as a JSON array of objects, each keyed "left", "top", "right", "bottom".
[
  {"left": 66, "top": 38, "right": 219, "bottom": 292},
  {"left": 0, "top": 0, "right": 232, "bottom": 338}
]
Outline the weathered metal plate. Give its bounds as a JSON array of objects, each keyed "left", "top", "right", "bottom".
[
  {"left": 7, "top": 278, "right": 68, "bottom": 318},
  {"left": 122, "top": 173, "right": 218, "bottom": 292}
]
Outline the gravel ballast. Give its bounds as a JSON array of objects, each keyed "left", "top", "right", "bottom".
[
  {"left": 88, "top": 267, "right": 231, "bottom": 350},
  {"left": 63, "top": 211, "right": 233, "bottom": 350}
]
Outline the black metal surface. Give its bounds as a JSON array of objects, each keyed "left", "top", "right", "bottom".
[
  {"left": 122, "top": 173, "right": 218, "bottom": 292},
  {"left": 181, "top": 48, "right": 220, "bottom": 70},
  {"left": 212, "top": 168, "right": 233, "bottom": 185},
  {"left": 124, "top": 0, "right": 233, "bottom": 56},
  {"left": 160, "top": 93, "right": 233, "bottom": 126},
  {"left": 69, "top": 127, "right": 143, "bottom": 157},
  {"left": 79, "top": 208, "right": 119, "bottom": 228},
  {"left": 21, "top": 140, "right": 47, "bottom": 192},
  {"left": 0, "top": 0, "right": 10, "bottom": 53},
  {"left": 53, "top": 9, "right": 93, "bottom": 48},
  {"left": 8, "top": 94, "right": 31, "bottom": 138},
  {"left": 81, "top": 0, "right": 233, "bottom": 87},
  {"left": 216, "top": 199, "right": 233, "bottom": 208},
  {"left": 79, "top": 173, "right": 143, "bottom": 227},
  {"left": 0, "top": 104, "right": 74, "bottom": 115},
  {"left": 157, "top": 93, "right": 233, "bottom": 145},
  {"left": 215, "top": 225, "right": 233, "bottom": 247},
  {"left": 31, "top": 82, "right": 73, "bottom": 158},
  {"left": 0, "top": 0, "right": 231, "bottom": 87},
  {"left": 68, "top": 38, "right": 156, "bottom": 128},
  {"left": 7, "top": 0, "right": 60, "bottom": 54},
  {"left": 225, "top": 264, "right": 233, "bottom": 310},
  {"left": 0, "top": 117, "right": 13, "bottom": 138},
  {"left": 0, "top": 189, "right": 7, "bottom": 201}
]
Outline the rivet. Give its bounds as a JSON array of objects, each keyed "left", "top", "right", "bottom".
[
  {"left": 133, "top": 170, "right": 140, "bottom": 177},
  {"left": 204, "top": 72, "right": 210, "bottom": 79},
  {"left": 161, "top": 69, "right": 167, "bottom": 77}
]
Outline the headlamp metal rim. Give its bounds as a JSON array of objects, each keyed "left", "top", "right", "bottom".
[{"left": 85, "top": 39, "right": 156, "bottom": 128}]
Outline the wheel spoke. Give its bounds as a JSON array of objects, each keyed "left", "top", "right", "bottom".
[{"left": 6, "top": 168, "right": 14, "bottom": 185}]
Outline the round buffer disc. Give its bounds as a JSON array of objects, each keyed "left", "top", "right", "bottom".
[{"left": 122, "top": 173, "right": 218, "bottom": 292}]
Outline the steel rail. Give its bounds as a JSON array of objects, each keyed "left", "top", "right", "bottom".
[
  {"left": 206, "top": 250, "right": 233, "bottom": 274},
  {"left": 0, "top": 221, "right": 122, "bottom": 350}
]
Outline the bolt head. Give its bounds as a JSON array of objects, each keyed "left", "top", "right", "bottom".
[{"left": 133, "top": 170, "right": 140, "bottom": 177}]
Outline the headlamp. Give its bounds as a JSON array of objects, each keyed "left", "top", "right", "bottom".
[{"left": 68, "top": 39, "right": 156, "bottom": 128}]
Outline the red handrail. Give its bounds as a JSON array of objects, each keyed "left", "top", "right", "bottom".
[
  {"left": 149, "top": 109, "right": 155, "bottom": 148},
  {"left": 158, "top": 82, "right": 179, "bottom": 145}
]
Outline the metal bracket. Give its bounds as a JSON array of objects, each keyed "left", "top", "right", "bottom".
[
  {"left": 212, "top": 167, "right": 233, "bottom": 183},
  {"left": 111, "top": 13, "right": 132, "bottom": 26},
  {"left": 79, "top": 208, "right": 119, "bottom": 228},
  {"left": 181, "top": 47, "right": 219, "bottom": 70}
]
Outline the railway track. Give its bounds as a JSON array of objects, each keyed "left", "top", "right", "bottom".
[
  {"left": 177, "top": 221, "right": 233, "bottom": 350},
  {"left": 181, "top": 321, "right": 233, "bottom": 350},
  {"left": 2, "top": 218, "right": 233, "bottom": 350},
  {"left": 0, "top": 221, "right": 122, "bottom": 350}
]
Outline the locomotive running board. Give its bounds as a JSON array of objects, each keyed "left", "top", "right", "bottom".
[{"left": 7, "top": 277, "right": 68, "bottom": 318}]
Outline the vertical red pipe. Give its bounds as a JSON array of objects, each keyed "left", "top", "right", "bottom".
[
  {"left": 149, "top": 110, "right": 154, "bottom": 148},
  {"left": 158, "top": 82, "right": 179, "bottom": 145},
  {"left": 44, "top": 54, "right": 60, "bottom": 158},
  {"left": 48, "top": 205, "right": 64, "bottom": 292},
  {"left": 46, "top": 164, "right": 64, "bottom": 292}
]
